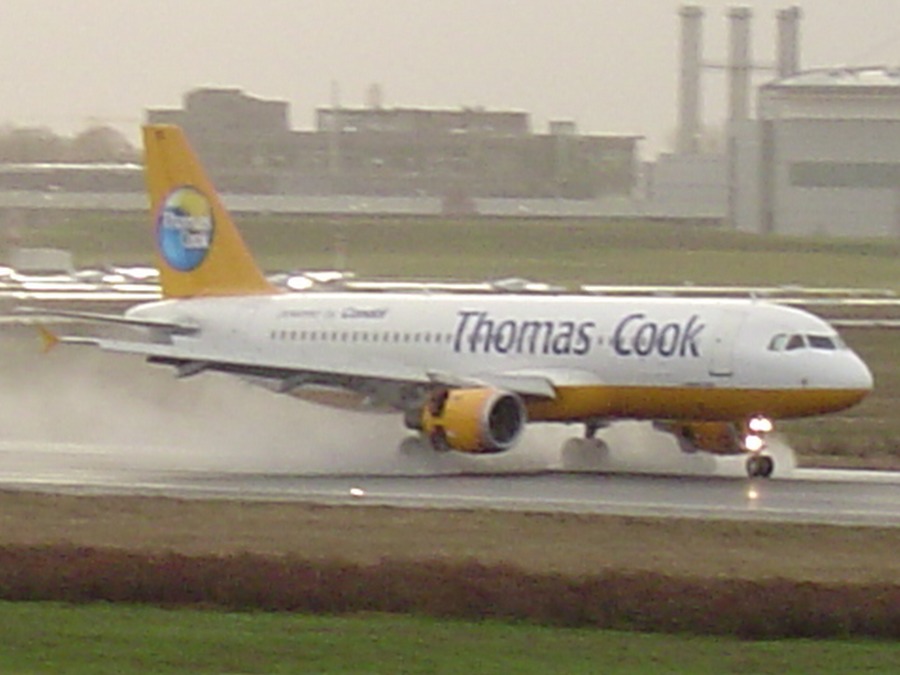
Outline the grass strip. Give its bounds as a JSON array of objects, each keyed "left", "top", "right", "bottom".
[{"left": 1, "top": 601, "right": 898, "bottom": 675}]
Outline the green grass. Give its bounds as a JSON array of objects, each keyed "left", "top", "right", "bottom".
[
  {"left": 15, "top": 213, "right": 900, "bottom": 290},
  {"left": 0, "top": 602, "right": 897, "bottom": 674}
]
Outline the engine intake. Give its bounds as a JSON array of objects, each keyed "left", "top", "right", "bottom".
[{"left": 418, "top": 387, "right": 527, "bottom": 454}]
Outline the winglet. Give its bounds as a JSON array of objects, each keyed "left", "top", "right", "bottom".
[
  {"left": 143, "top": 125, "right": 280, "bottom": 299},
  {"left": 37, "top": 324, "right": 60, "bottom": 353}
]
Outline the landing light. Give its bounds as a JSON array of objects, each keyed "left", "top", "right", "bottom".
[
  {"left": 744, "top": 434, "right": 765, "bottom": 452},
  {"left": 748, "top": 416, "right": 773, "bottom": 434}
]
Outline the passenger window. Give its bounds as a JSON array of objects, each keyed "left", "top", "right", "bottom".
[{"left": 786, "top": 334, "right": 805, "bottom": 351}]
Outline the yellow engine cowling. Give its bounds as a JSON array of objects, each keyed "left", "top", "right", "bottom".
[
  {"left": 420, "top": 388, "right": 527, "bottom": 454},
  {"left": 660, "top": 421, "right": 743, "bottom": 455}
]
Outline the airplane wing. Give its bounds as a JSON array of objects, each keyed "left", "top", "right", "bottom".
[
  {"left": 427, "top": 370, "right": 558, "bottom": 398},
  {"left": 15, "top": 307, "right": 198, "bottom": 335},
  {"left": 36, "top": 315, "right": 570, "bottom": 406},
  {"left": 91, "top": 336, "right": 567, "bottom": 397}
]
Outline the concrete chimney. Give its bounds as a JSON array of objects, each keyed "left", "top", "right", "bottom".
[
  {"left": 776, "top": 6, "right": 801, "bottom": 79},
  {"left": 727, "top": 6, "right": 752, "bottom": 123},
  {"left": 677, "top": 5, "right": 704, "bottom": 155}
]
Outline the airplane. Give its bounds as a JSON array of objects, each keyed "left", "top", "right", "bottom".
[{"left": 23, "top": 124, "right": 875, "bottom": 478}]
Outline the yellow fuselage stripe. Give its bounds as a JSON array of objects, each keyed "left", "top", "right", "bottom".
[{"left": 525, "top": 385, "right": 869, "bottom": 423}]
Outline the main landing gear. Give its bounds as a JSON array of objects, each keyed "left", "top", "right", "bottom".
[{"left": 559, "top": 419, "right": 611, "bottom": 471}]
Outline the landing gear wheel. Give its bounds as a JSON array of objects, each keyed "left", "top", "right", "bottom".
[{"left": 746, "top": 453, "right": 775, "bottom": 478}]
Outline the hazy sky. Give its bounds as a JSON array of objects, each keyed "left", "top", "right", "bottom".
[{"left": 2, "top": 0, "right": 899, "bottom": 157}]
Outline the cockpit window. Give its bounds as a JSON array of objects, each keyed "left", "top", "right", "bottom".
[
  {"left": 786, "top": 334, "right": 806, "bottom": 351},
  {"left": 768, "top": 334, "right": 788, "bottom": 351},
  {"left": 807, "top": 335, "right": 837, "bottom": 350},
  {"left": 769, "top": 333, "right": 845, "bottom": 352}
]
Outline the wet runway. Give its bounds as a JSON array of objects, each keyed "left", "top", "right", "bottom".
[{"left": 1, "top": 440, "right": 897, "bottom": 527}]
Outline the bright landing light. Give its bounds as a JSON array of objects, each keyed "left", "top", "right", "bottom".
[
  {"left": 744, "top": 434, "right": 765, "bottom": 452},
  {"left": 748, "top": 416, "right": 774, "bottom": 434}
]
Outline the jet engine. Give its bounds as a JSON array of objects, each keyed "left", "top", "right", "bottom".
[{"left": 414, "top": 387, "right": 527, "bottom": 454}]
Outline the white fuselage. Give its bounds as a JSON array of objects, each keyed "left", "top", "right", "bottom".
[{"left": 127, "top": 292, "right": 873, "bottom": 423}]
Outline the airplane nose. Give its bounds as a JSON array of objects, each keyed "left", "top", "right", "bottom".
[{"left": 842, "top": 350, "right": 874, "bottom": 394}]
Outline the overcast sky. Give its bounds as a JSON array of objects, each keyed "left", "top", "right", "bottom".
[{"left": 1, "top": 0, "right": 899, "bottom": 157}]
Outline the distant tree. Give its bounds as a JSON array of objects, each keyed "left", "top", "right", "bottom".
[
  {"left": 0, "top": 126, "right": 67, "bottom": 162},
  {"left": 67, "top": 126, "right": 138, "bottom": 163},
  {"left": 0, "top": 124, "right": 138, "bottom": 163}
]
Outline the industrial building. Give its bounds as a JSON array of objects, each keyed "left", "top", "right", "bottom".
[
  {"left": 734, "top": 67, "right": 900, "bottom": 237},
  {"left": 146, "top": 88, "right": 640, "bottom": 203},
  {"left": 659, "top": 5, "right": 900, "bottom": 238},
  {"left": 2, "top": 5, "right": 900, "bottom": 237}
]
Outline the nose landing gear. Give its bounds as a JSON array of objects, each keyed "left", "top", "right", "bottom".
[
  {"left": 745, "top": 452, "right": 774, "bottom": 478},
  {"left": 744, "top": 416, "right": 775, "bottom": 478}
]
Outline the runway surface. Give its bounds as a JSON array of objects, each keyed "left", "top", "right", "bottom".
[{"left": 1, "top": 439, "right": 898, "bottom": 527}]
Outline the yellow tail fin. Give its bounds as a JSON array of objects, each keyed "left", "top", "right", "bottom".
[{"left": 142, "top": 125, "right": 278, "bottom": 298}]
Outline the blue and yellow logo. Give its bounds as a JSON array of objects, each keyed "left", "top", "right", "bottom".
[{"left": 156, "top": 186, "right": 214, "bottom": 271}]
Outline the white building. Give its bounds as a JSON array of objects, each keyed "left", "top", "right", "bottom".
[{"left": 733, "top": 67, "right": 900, "bottom": 238}]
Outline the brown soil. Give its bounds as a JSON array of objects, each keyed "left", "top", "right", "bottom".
[{"left": 1, "top": 491, "right": 897, "bottom": 585}]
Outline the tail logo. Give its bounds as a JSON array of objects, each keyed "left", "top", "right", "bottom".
[{"left": 156, "top": 186, "right": 215, "bottom": 271}]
